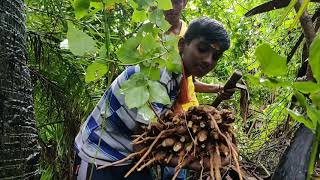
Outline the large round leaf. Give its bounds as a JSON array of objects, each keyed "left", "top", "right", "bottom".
[
  {"left": 148, "top": 80, "right": 170, "bottom": 105},
  {"left": 125, "top": 86, "right": 149, "bottom": 109}
]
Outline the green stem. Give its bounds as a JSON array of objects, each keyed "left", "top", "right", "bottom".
[
  {"left": 307, "top": 123, "right": 320, "bottom": 180},
  {"left": 102, "top": 2, "right": 115, "bottom": 87},
  {"left": 103, "top": 10, "right": 110, "bottom": 59}
]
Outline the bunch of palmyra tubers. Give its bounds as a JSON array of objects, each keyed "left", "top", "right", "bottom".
[{"left": 99, "top": 105, "right": 242, "bottom": 180}]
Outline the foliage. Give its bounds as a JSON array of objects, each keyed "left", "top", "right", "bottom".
[
  {"left": 255, "top": 32, "right": 320, "bottom": 178},
  {"left": 62, "top": 0, "right": 182, "bottom": 120},
  {"left": 25, "top": 0, "right": 320, "bottom": 178}
]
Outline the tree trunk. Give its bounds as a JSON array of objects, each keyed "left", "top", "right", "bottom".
[
  {"left": 273, "top": 1, "right": 317, "bottom": 179},
  {"left": 0, "top": 0, "right": 40, "bottom": 179},
  {"left": 272, "top": 125, "right": 315, "bottom": 180}
]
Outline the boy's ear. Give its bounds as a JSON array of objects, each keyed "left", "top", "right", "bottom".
[{"left": 178, "top": 38, "right": 185, "bottom": 53}]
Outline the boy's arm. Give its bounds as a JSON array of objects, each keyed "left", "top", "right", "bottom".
[
  {"left": 193, "top": 78, "right": 235, "bottom": 100},
  {"left": 193, "top": 79, "right": 223, "bottom": 93}
]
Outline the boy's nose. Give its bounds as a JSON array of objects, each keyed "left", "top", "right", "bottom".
[{"left": 202, "top": 55, "right": 212, "bottom": 67}]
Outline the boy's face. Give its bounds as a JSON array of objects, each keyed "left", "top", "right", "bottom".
[
  {"left": 164, "top": 0, "right": 187, "bottom": 23},
  {"left": 179, "top": 37, "right": 223, "bottom": 77}
]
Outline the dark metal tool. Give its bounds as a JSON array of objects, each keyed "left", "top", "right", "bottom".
[{"left": 212, "top": 70, "right": 243, "bottom": 107}]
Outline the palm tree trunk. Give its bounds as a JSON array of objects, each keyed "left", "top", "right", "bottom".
[{"left": 0, "top": 0, "right": 40, "bottom": 178}]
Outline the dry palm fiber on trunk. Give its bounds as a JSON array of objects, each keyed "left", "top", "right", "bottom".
[{"left": 99, "top": 105, "right": 242, "bottom": 180}]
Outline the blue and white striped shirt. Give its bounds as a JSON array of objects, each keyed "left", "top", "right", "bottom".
[{"left": 75, "top": 66, "right": 182, "bottom": 166}]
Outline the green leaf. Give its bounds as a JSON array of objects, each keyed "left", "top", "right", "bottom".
[
  {"left": 138, "top": 23, "right": 161, "bottom": 38},
  {"left": 260, "top": 77, "right": 291, "bottom": 88},
  {"left": 85, "top": 61, "right": 109, "bottom": 83},
  {"left": 310, "top": 91, "right": 320, "bottom": 108},
  {"left": 246, "top": 75, "right": 260, "bottom": 86},
  {"left": 306, "top": 105, "right": 320, "bottom": 127},
  {"left": 148, "top": 80, "right": 170, "bottom": 105},
  {"left": 294, "top": 90, "right": 307, "bottom": 108},
  {"left": 293, "top": 81, "right": 320, "bottom": 93},
  {"left": 138, "top": 104, "right": 155, "bottom": 121},
  {"left": 154, "top": 58, "right": 166, "bottom": 68},
  {"left": 140, "top": 65, "right": 161, "bottom": 80},
  {"left": 88, "top": 2, "right": 103, "bottom": 16},
  {"left": 121, "top": 73, "right": 146, "bottom": 92},
  {"left": 99, "top": 44, "right": 107, "bottom": 58},
  {"left": 138, "top": 23, "right": 154, "bottom": 34},
  {"left": 149, "top": 9, "right": 171, "bottom": 31},
  {"left": 307, "top": 127, "right": 320, "bottom": 179},
  {"left": 163, "top": 34, "right": 180, "bottom": 51},
  {"left": 132, "top": 9, "right": 147, "bottom": 22},
  {"left": 165, "top": 50, "right": 182, "bottom": 73},
  {"left": 157, "top": 0, "right": 172, "bottom": 10},
  {"left": 255, "top": 43, "right": 287, "bottom": 76},
  {"left": 287, "top": 109, "right": 314, "bottom": 130},
  {"left": 67, "top": 23, "right": 97, "bottom": 56},
  {"left": 125, "top": 86, "right": 149, "bottom": 109},
  {"left": 103, "top": 0, "right": 127, "bottom": 9},
  {"left": 309, "top": 33, "right": 320, "bottom": 82},
  {"left": 104, "top": 0, "right": 115, "bottom": 7},
  {"left": 74, "top": 0, "right": 90, "bottom": 19},
  {"left": 129, "top": 0, "right": 138, "bottom": 9},
  {"left": 290, "top": 0, "right": 310, "bottom": 29},
  {"left": 104, "top": 0, "right": 126, "bottom": 10},
  {"left": 163, "top": 34, "right": 180, "bottom": 46},
  {"left": 116, "top": 37, "right": 141, "bottom": 64},
  {"left": 134, "top": 0, "right": 155, "bottom": 10},
  {"left": 141, "top": 33, "right": 159, "bottom": 53},
  {"left": 149, "top": 68, "right": 161, "bottom": 81},
  {"left": 276, "top": 0, "right": 297, "bottom": 27}
]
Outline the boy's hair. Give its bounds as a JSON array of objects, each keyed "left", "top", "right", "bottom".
[{"left": 184, "top": 17, "right": 230, "bottom": 52}]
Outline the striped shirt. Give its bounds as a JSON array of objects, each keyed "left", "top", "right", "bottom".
[{"left": 74, "top": 66, "right": 182, "bottom": 166}]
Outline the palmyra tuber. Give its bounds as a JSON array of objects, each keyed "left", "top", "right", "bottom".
[{"left": 98, "top": 105, "right": 241, "bottom": 180}]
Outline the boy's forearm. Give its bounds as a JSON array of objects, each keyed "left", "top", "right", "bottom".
[{"left": 194, "top": 80, "right": 222, "bottom": 93}]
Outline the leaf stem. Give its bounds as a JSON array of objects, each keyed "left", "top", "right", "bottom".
[{"left": 307, "top": 123, "right": 320, "bottom": 180}]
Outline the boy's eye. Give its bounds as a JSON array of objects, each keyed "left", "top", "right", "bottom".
[{"left": 198, "top": 44, "right": 210, "bottom": 53}]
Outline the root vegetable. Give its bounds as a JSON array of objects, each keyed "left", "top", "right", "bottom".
[
  {"left": 162, "top": 138, "right": 176, "bottom": 147},
  {"left": 197, "top": 130, "right": 208, "bottom": 142},
  {"left": 98, "top": 147, "right": 147, "bottom": 169},
  {"left": 221, "top": 109, "right": 235, "bottom": 123},
  {"left": 185, "top": 142, "right": 193, "bottom": 152},
  {"left": 201, "top": 144, "right": 206, "bottom": 149},
  {"left": 137, "top": 151, "right": 166, "bottom": 171},
  {"left": 173, "top": 142, "right": 183, "bottom": 152},
  {"left": 125, "top": 130, "right": 167, "bottom": 177},
  {"left": 165, "top": 153, "right": 173, "bottom": 164},
  {"left": 200, "top": 121, "right": 206, "bottom": 128},
  {"left": 111, "top": 105, "right": 240, "bottom": 180},
  {"left": 179, "top": 136, "right": 186, "bottom": 143},
  {"left": 187, "top": 121, "right": 193, "bottom": 128},
  {"left": 192, "top": 124, "right": 199, "bottom": 133},
  {"left": 213, "top": 145, "right": 222, "bottom": 180},
  {"left": 211, "top": 130, "right": 220, "bottom": 140}
]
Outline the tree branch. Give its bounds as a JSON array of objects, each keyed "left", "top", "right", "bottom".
[
  {"left": 245, "top": 0, "right": 320, "bottom": 17},
  {"left": 287, "top": 8, "right": 320, "bottom": 63},
  {"left": 295, "top": 1, "right": 316, "bottom": 46},
  {"left": 294, "top": 0, "right": 316, "bottom": 81}
]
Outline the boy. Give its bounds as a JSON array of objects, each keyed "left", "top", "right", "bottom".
[{"left": 73, "top": 17, "right": 230, "bottom": 180}]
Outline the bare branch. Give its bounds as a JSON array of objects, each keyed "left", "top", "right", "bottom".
[
  {"left": 295, "top": 0, "right": 316, "bottom": 46},
  {"left": 287, "top": 8, "right": 320, "bottom": 63},
  {"left": 245, "top": 0, "right": 320, "bottom": 17}
]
